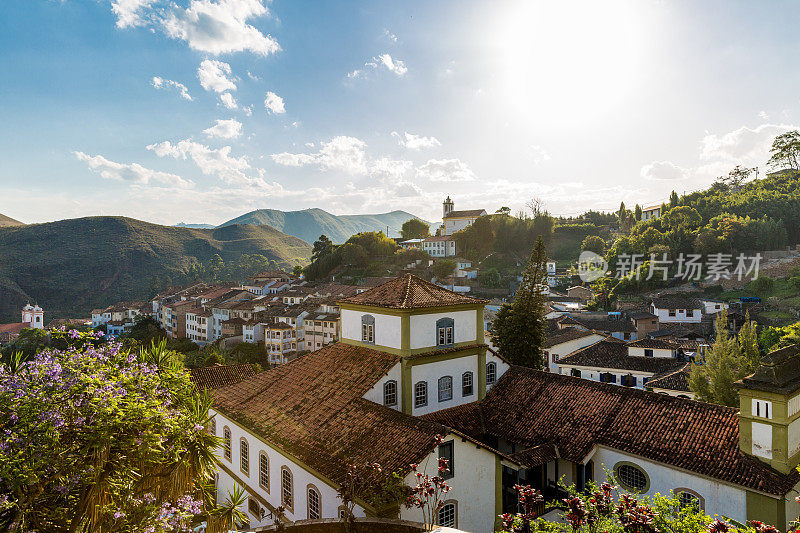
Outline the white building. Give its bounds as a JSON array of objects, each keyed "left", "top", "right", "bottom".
[
  {"left": 422, "top": 236, "right": 457, "bottom": 257},
  {"left": 650, "top": 296, "right": 704, "bottom": 324},
  {"left": 641, "top": 204, "right": 662, "bottom": 221},
  {"left": 441, "top": 196, "right": 487, "bottom": 236},
  {"left": 21, "top": 304, "right": 43, "bottom": 329},
  {"left": 542, "top": 328, "right": 606, "bottom": 373}
]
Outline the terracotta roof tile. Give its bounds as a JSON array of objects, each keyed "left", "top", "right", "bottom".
[
  {"left": 190, "top": 363, "right": 257, "bottom": 391},
  {"left": 339, "top": 274, "right": 486, "bottom": 309},
  {"left": 424, "top": 366, "right": 800, "bottom": 496},
  {"left": 543, "top": 328, "right": 604, "bottom": 348},
  {"left": 647, "top": 363, "right": 692, "bottom": 393},
  {"left": 557, "top": 338, "right": 685, "bottom": 374},
  {"left": 443, "top": 209, "right": 486, "bottom": 219}
]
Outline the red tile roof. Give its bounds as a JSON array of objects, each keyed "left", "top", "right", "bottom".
[
  {"left": 558, "top": 338, "right": 685, "bottom": 374},
  {"left": 339, "top": 274, "right": 486, "bottom": 309},
  {"left": 647, "top": 363, "right": 692, "bottom": 393},
  {"left": 423, "top": 366, "right": 800, "bottom": 496},
  {"left": 443, "top": 209, "right": 486, "bottom": 219},
  {"left": 211, "top": 343, "right": 448, "bottom": 488},
  {"left": 0, "top": 322, "right": 28, "bottom": 334},
  {"left": 543, "top": 328, "right": 604, "bottom": 349},
  {"left": 189, "top": 363, "right": 258, "bottom": 391}
]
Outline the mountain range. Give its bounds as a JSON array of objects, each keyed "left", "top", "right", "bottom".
[
  {"left": 0, "top": 216, "right": 311, "bottom": 322},
  {"left": 217, "top": 208, "right": 425, "bottom": 244},
  {"left": 0, "top": 212, "right": 24, "bottom": 227}
]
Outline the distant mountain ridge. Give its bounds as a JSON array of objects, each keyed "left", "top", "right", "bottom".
[
  {"left": 0, "top": 216, "right": 311, "bottom": 321},
  {"left": 0, "top": 212, "right": 24, "bottom": 227},
  {"left": 219, "top": 208, "right": 428, "bottom": 244},
  {"left": 175, "top": 222, "right": 216, "bottom": 229}
]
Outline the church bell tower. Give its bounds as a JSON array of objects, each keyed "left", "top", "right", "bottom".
[{"left": 443, "top": 196, "right": 454, "bottom": 218}]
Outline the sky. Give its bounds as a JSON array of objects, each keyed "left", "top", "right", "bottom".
[{"left": 1, "top": 0, "right": 799, "bottom": 226}]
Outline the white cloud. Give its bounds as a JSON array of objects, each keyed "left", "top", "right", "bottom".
[
  {"left": 369, "top": 157, "right": 413, "bottom": 180},
  {"left": 247, "top": 71, "right": 261, "bottom": 81},
  {"left": 759, "top": 111, "right": 769, "bottom": 120},
  {"left": 197, "top": 59, "right": 237, "bottom": 93},
  {"left": 147, "top": 139, "right": 252, "bottom": 184},
  {"left": 529, "top": 145, "right": 551, "bottom": 165},
  {"left": 219, "top": 92, "right": 238, "bottom": 109},
  {"left": 74, "top": 151, "right": 193, "bottom": 188},
  {"left": 700, "top": 123, "right": 796, "bottom": 163},
  {"left": 383, "top": 28, "right": 398, "bottom": 43},
  {"left": 111, "top": 0, "right": 155, "bottom": 28},
  {"left": 416, "top": 159, "right": 477, "bottom": 182},
  {"left": 271, "top": 136, "right": 368, "bottom": 174},
  {"left": 203, "top": 118, "right": 243, "bottom": 139},
  {"left": 151, "top": 76, "right": 193, "bottom": 101},
  {"left": 264, "top": 91, "right": 286, "bottom": 114},
  {"left": 640, "top": 161, "right": 689, "bottom": 181},
  {"left": 161, "top": 0, "right": 280, "bottom": 56},
  {"left": 375, "top": 53, "right": 407, "bottom": 76},
  {"left": 391, "top": 131, "right": 441, "bottom": 150}
]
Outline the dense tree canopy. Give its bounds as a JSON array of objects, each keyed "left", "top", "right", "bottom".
[{"left": 400, "top": 218, "right": 430, "bottom": 240}]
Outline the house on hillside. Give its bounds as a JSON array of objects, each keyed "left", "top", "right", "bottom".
[
  {"left": 441, "top": 196, "right": 487, "bottom": 236},
  {"left": 650, "top": 296, "right": 704, "bottom": 324},
  {"left": 422, "top": 235, "right": 457, "bottom": 257},
  {"left": 641, "top": 204, "right": 662, "bottom": 221},
  {"left": 543, "top": 328, "right": 607, "bottom": 373}
]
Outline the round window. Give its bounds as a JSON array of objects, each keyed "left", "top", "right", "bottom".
[{"left": 617, "top": 463, "right": 648, "bottom": 492}]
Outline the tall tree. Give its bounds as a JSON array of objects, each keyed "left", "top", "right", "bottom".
[
  {"left": 669, "top": 190, "right": 679, "bottom": 208},
  {"left": 400, "top": 218, "right": 430, "bottom": 240},
  {"left": 634, "top": 204, "right": 642, "bottom": 221},
  {"left": 767, "top": 130, "right": 800, "bottom": 172},
  {"left": 311, "top": 234, "right": 334, "bottom": 262},
  {"left": 490, "top": 236, "right": 548, "bottom": 368}
]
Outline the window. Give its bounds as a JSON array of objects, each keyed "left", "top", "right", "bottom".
[
  {"left": 438, "top": 376, "right": 453, "bottom": 402},
  {"left": 668, "top": 309, "right": 676, "bottom": 317},
  {"left": 676, "top": 489, "right": 704, "bottom": 511},
  {"left": 223, "top": 426, "right": 232, "bottom": 461},
  {"left": 436, "top": 317, "right": 455, "bottom": 347},
  {"left": 600, "top": 372, "right": 616, "bottom": 384},
  {"left": 259, "top": 452, "right": 270, "bottom": 492},
  {"left": 551, "top": 353, "right": 558, "bottom": 363},
  {"left": 414, "top": 381, "right": 428, "bottom": 408},
  {"left": 248, "top": 497, "right": 261, "bottom": 518},
  {"left": 438, "top": 501, "right": 457, "bottom": 528},
  {"left": 616, "top": 463, "right": 649, "bottom": 492},
  {"left": 571, "top": 368, "right": 582, "bottom": 378},
  {"left": 361, "top": 314, "right": 375, "bottom": 344},
  {"left": 462, "top": 372, "right": 474, "bottom": 396},
  {"left": 438, "top": 440, "right": 454, "bottom": 479},
  {"left": 753, "top": 399, "right": 773, "bottom": 419},
  {"left": 644, "top": 349, "right": 654, "bottom": 357},
  {"left": 307, "top": 485, "right": 321, "bottom": 519},
  {"left": 209, "top": 416, "right": 216, "bottom": 435},
  {"left": 240, "top": 438, "right": 249, "bottom": 475},
  {"left": 281, "top": 467, "right": 294, "bottom": 512},
  {"left": 486, "top": 362, "right": 497, "bottom": 385},
  {"left": 622, "top": 375, "right": 636, "bottom": 387},
  {"left": 383, "top": 380, "right": 398, "bottom": 406}
]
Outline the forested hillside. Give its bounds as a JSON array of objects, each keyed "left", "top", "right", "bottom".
[{"left": 0, "top": 217, "right": 311, "bottom": 321}]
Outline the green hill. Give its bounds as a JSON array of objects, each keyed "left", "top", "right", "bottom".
[
  {"left": 0, "top": 212, "right": 24, "bottom": 227},
  {"left": 219, "top": 208, "right": 428, "bottom": 244},
  {"left": 0, "top": 216, "right": 311, "bottom": 322}
]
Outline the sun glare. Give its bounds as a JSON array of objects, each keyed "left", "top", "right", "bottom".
[{"left": 491, "top": 0, "right": 649, "bottom": 121}]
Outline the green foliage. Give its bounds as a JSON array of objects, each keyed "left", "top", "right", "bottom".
[
  {"left": 477, "top": 267, "right": 502, "bottom": 288},
  {"left": 767, "top": 130, "right": 800, "bottom": 171},
  {"left": 581, "top": 235, "right": 605, "bottom": 254},
  {"left": 0, "top": 339, "right": 244, "bottom": 532},
  {"left": 432, "top": 259, "right": 456, "bottom": 280},
  {"left": 490, "top": 237, "right": 547, "bottom": 368},
  {"left": 312, "top": 234, "right": 334, "bottom": 262},
  {"left": 175, "top": 253, "right": 282, "bottom": 286},
  {"left": 303, "top": 231, "right": 399, "bottom": 281},
  {"left": 400, "top": 218, "right": 430, "bottom": 240},
  {"left": 661, "top": 206, "right": 702, "bottom": 231},
  {"left": 454, "top": 214, "right": 554, "bottom": 261},
  {"left": 689, "top": 310, "right": 760, "bottom": 406},
  {"left": 748, "top": 276, "right": 776, "bottom": 296},
  {"left": 759, "top": 322, "right": 800, "bottom": 351},
  {"left": 634, "top": 204, "right": 642, "bottom": 221}
]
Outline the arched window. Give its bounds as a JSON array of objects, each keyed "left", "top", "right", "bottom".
[
  {"left": 675, "top": 488, "right": 704, "bottom": 511},
  {"left": 307, "top": 484, "right": 321, "bottom": 519},
  {"left": 437, "top": 500, "right": 457, "bottom": 528},
  {"left": 209, "top": 416, "right": 216, "bottom": 435},
  {"left": 281, "top": 466, "right": 294, "bottom": 512},
  {"left": 438, "top": 376, "right": 453, "bottom": 402},
  {"left": 240, "top": 437, "right": 249, "bottom": 475},
  {"left": 223, "top": 426, "right": 232, "bottom": 461},
  {"left": 486, "top": 362, "right": 497, "bottom": 385},
  {"left": 259, "top": 452, "right": 270, "bottom": 492},
  {"left": 383, "top": 380, "right": 397, "bottom": 406},
  {"left": 462, "top": 372, "right": 474, "bottom": 396},
  {"left": 361, "top": 314, "right": 375, "bottom": 344},
  {"left": 436, "top": 317, "right": 455, "bottom": 347},
  {"left": 615, "top": 462, "right": 649, "bottom": 493},
  {"left": 414, "top": 381, "right": 428, "bottom": 408}
]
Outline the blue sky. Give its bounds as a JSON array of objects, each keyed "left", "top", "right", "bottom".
[{"left": 1, "top": 0, "right": 799, "bottom": 225}]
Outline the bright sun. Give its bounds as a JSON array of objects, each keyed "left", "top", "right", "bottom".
[{"left": 490, "top": 0, "right": 649, "bottom": 121}]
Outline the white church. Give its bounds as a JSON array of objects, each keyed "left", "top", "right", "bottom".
[{"left": 207, "top": 275, "right": 800, "bottom": 532}]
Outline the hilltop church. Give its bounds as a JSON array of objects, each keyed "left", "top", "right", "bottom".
[
  {"left": 0, "top": 304, "right": 43, "bottom": 345},
  {"left": 206, "top": 275, "right": 800, "bottom": 532}
]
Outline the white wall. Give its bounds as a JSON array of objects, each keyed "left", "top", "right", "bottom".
[
  {"left": 400, "top": 435, "right": 498, "bottom": 533},
  {"left": 545, "top": 335, "right": 605, "bottom": 373},
  {"left": 701, "top": 301, "right": 729, "bottom": 314},
  {"left": 487, "top": 352, "right": 509, "bottom": 391},
  {"left": 411, "top": 355, "right": 479, "bottom": 416},
  {"left": 210, "top": 409, "right": 365, "bottom": 526},
  {"left": 410, "top": 310, "right": 477, "bottom": 350},
  {"left": 652, "top": 307, "right": 702, "bottom": 324},
  {"left": 444, "top": 218, "right": 476, "bottom": 236},
  {"left": 557, "top": 365, "right": 652, "bottom": 389},
  {"left": 340, "top": 309, "right": 402, "bottom": 349},
  {"left": 362, "top": 363, "right": 402, "bottom": 411},
  {"left": 591, "top": 446, "right": 747, "bottom": 524},
  {"left": 628, "top": 347, "right": 675, "bottom": 359}
]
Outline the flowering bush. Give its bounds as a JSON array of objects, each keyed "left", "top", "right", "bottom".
[
  {"left": 498, "top": 482, "right": 786, "bottom": 533},
  {"left": 0, "top": 340, "right": 243, "bottom": 532},
  {"left": 405, "top": 435, "right": 452, "bottom": 529}
]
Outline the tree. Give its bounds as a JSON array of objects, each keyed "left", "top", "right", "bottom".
[
  {"left": 526, "top": 197, "right": 546, "bottom": 218},
  {"left": 581, "top": 235, "right": 605, "bottom": 255},
  {"left": 339, "top": 242, "right": 368, "bottom": 267},
  {"left": 669, "top": 190, "right": 679, "bottom": 208},
  {"left": 490, "top": 237, "right": 548, "bottom": 368},
  {"left": 432, "top": 259, "right": 456, "bottom": 280},
  {"left": 311, "top": 234, "right": 334, "bottom": 263},
  {"left": 689, "top": 310, "right": 759, "bottom": 406},
  {"left": 292, "top": 265, "right": 303, "bottom": 277},
  {"left": 0, "top": 336, "right": 245, "bottom": 532},
  {"left": 495, "top": 206, "right": 511, "bottom": 216},
  {"left": 617, "top": 202, "right": 627, "bottom": 224},
  {"left": 661, "top": 206, "right": 702, "bottom": 231},
  {"left": 634, "top": 204, "right": 642, "bottom": 221},
  {"left": 400, "top": 218, "right": 430, "bottom": 240},
  {"left": 767, "top": 130, "right": 800, "bottom": 171}
]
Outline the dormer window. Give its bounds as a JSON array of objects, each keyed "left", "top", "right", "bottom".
[
  {"left": 361, "top": 314, "right": 375, "bottom": 344},
  {"left": 436, "top": 317, "right": 455, "bottom": 347}
]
